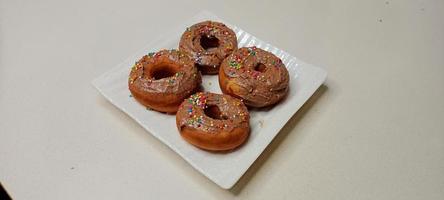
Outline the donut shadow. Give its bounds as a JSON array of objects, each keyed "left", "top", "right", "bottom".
[
  {"left": 195, "top": 84, "right": 206, "bottom": 93},
  {"left": 229, "top": 84, "right": 328, "bottom": 194}
]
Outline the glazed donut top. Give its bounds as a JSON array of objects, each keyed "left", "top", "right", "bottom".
[
  {"left": 179, "top": 21, "right": 237, "bottom": 68},
  {"left": 220, "top": 47, "right": 290, "bottom": 107},
  {"left": 128, "top": 49, "right": 200, "bottom": 94},
  {"left": 177, "top": 92, "right": 249, "bottom": 133}
]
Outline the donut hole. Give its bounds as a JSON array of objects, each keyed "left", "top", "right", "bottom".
[
  {"left": 254, "top": 63, "right": 267, "bottom": 73},
  {"left": 204, "top": 105, "right": 228, "bottom": 120},
  {"left": 200, "top": 35, "right": 220, "bottom": 50},
  {"left": 151, "top": 65, "right": 177, "bottom": 80}
]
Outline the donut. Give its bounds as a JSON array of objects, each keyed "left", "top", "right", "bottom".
[
  {"left": 176, "top": 92, "right": 250, "bottom": 151},
  {"left": 128, "top": 49, "right": 201, "bottom": 114},
  {"left": 219, "top": 46, "right": 290, "bottom": 107},
  {"left": 179, "top": 21, "right": 237, "bottom": 75}
]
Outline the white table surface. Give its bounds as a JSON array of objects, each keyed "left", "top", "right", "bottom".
[{"left": 1, "top": 0, "right": 443, "bottom": 199}]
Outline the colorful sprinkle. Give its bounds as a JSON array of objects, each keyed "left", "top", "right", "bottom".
[
  {"left": 175, "top": 72, "right": 184, "bottom": 77},
  {"left": 227, "top": 43, "right": 233, "bottom": 49},
  {"left": 188, "top": 93, "right": 207, "bottom": 108},
  {"left": 131, "top": 64, "right": 137, "bottom": 72},
  {"left": 186, "top": 115, "right": 204, "bottom": 128},
  {"left": 248, "top": 47, "right": 256, "bottom": 56},
  {"left": 229, "top": 60, "right": 242, "bottom": 70}
]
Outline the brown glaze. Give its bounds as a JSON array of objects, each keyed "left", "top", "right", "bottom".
[
  {"left": 179, "top": 21, "right": 238, "bottom": 74},
  {"left": 219, "top": 47, "right": 290, "bottom": 107},
  {"left": 176, "top": 92, "right": 250, "bottom": 151},
  {"left": 128, "top": 49, "right": 201, "bottom": 113}
]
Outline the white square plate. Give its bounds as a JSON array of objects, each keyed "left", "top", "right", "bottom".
[{"left": 92, "top": 11, "right": 327, "bottom": 189}]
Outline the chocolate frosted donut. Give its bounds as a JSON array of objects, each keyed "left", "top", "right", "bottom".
[
  {"left": 176, "top": 92, "right": 250, "bottom": 151},
  {"left": 179, "top": 21, "right": 237, "bottom": 74},
  {"left": 128, "top": 49, "right": 201, "bottom": 114},
  {"left": 219, "top": 47, "right": 290, "bottom": 107}
]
